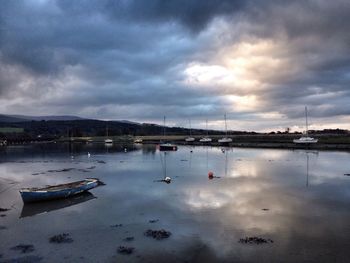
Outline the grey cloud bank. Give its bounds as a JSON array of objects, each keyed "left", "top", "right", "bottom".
[{"left": 0, "top": 0, "right": 350, "bottom": 131}]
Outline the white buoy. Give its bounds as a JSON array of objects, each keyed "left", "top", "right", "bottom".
[
  {"left": 124, "top": 148, "right": 127, "bottom": 152},
  {"left": 88, "top": 152, "right": 91, "bottom": 158},
  {"left": 164, "top": 176, "right": 171, "bottom": 183}
]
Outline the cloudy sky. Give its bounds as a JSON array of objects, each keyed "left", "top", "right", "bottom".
[{"left": 1, "top": 0, "right": 350, "bottom": 131}]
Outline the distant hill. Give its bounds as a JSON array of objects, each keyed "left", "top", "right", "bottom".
[
  {"left": 0, "top": 114, "right": 87, "bottom": 122},
  {"left": 0, "top": 118, "right": 227, "bottom": 138},
  {"left": 9, "top": 114, "right": 87, "bottom": 121},
  {"left": 0, "top": 114, "right": 147, "bottom": 124},
  {"left": 0, "top": 114, "right": 29, "bottom": 123}
]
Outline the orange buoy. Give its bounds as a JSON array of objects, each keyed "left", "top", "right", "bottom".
[{"left": 208, "top": 171, "right": 214, "bottom": 179}]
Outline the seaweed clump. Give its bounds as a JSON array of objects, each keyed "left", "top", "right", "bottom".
[
  {"left": 117, "top": 246, "right": 134, "bottom": 255},
  {"left": 238, "top": 236, "right": 273, "bottom": 245},
  {"left": 11, "top": 244, "right": 35, "bottom": 253},
  {"left": 49, "top": 233, "right": 73, "bottom": 243},
  {"left": 144, "top": 229, "right": 171, "bottom": 240}
]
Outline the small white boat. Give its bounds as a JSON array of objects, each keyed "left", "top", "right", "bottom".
[
  {"left": 219, "top": 113, "right": 232, "bottom": 144},
  {"left": 294, "top": 106, "right": 318, "bottom": 144},
  {"left": 218, "top": 137, "right": 232, "bottom": 143},
  {"left": 200, "top": 119, "right": 212, "bottom": 142},
  {"left": 185, "top": 119, "right": 195, "bottom": 142},
  {"left": 104, "top": 125, "right": 113, "bottom": 144},
  {"left": 293, "top": 136, "right": 318, "bottom": 144},
  {"left": 199, "top": 137, "right": 212, "bottom": 143},
  {"left": 104, "top": 138, "right": 113, "bottom": 144},
  {"left": 134, "top": 138, "right": 143, "bottom": 143}
]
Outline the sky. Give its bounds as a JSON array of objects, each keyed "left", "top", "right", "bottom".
[{"left": 1, "top": 0, "right": 350, "bottom": 132}]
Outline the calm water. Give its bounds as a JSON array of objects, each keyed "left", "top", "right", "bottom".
[{"left": 1, "top": 143, "right": 350, "bottom": 262}]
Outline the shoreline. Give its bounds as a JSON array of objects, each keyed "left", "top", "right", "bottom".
[{"left": 3, "top": 136, "right": 350, "bottom": 151}]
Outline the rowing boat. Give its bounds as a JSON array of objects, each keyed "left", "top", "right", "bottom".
[{"left": 19, "top": 178, "right": 99, "bottom": 203}]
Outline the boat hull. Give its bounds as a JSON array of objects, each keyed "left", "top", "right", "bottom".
[
  {"left": 199, "top": 138, "right": 212, "bottom": 143},
  {"left": 293, "top": 139, "right": 318, "bottom": 144},
  {"left": 20, "top": 179, "right": 99, "bottom": 203},
  {"left": 159, "top": 144, "right": 178, "bottom": 151},
  {"left": 218, "top": 138, "right": 232, "bottom": 144}
]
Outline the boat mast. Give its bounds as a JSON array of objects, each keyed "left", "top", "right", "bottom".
[
  {"left": 305, "top": 106, "right": 308, "bottom": 136},
  {"left": 163, "top": 116, "right": 166, "bottom": 138},
  {"left": 224, "top": 113, "right": 228, "bottom": 137},
  {"left": 189, "top": 119, "right": 192, "bottom": 137},
  {"left": 306, "top": 153, "right": 309, "bottom": 187},
  {"left": 206, "top": 119, "right": 208, "bottom": 137}
]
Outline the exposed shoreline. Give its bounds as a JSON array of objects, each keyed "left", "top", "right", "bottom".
[
  {"left": 3, "top": 134, "right": 350, "bottom": 151},
  {"left": 52, "top": 134, "right": 350, "bottom": 151}
]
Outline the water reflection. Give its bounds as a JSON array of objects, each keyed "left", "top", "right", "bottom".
[
  {"left": 20, "top": 192, "right": 96, "bottom": 218},
  {"left": 1, "top": 144, "right": 350, "bottom": 262},
  {"left": 297, "top": 150, "right": 319, "bottom": 187}
]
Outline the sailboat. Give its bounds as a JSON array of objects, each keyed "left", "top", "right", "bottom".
[
  {"left": 218, "top": 113, "right": 232, "bottom": 144},
  {"left": 199, "top": 119, "right": 212, "bottom": 142},
  {"left": 159, "top": 116, "right": 178, "bottom": 151},
  {"left": 293, "top": 107, "right": 318, "bottom": 144},
  {"left": 185, "top": 119, "right": 195, "bottom": 142},
  {"left": 104, "top": 125, "right": 113, "bottom": 144}
]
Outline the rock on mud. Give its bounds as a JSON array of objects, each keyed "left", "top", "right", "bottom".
[
  {"left": 238, "top": 236, "right": 273, "bottom": 245},
  {"left": 123, "top": 237, "right": 134, "bottom": 242},
  {"left": 0, "top": 255, "right": 43, "bottom": 263},
  {"left": 49, "top": 233, "right": 73, "bottom": 244},
  {"left": 144, "top": 229, "right": 171, "bottom": 240},
  {"left": 110, "top": 224, "right": 123, "bottom": 228},
  {"left": 117, "top": 246, "right": 134, "bottom": 255},
  {"left": 10, "top": 244, "right": 35, "bottom": 253}
]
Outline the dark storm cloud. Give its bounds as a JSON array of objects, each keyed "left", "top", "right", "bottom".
[
  {"left": 1, "top": 0, "right": 350, "bottom": 130},
  {"left": 56, "top": 0, "right": 247, "bottom": 32}
]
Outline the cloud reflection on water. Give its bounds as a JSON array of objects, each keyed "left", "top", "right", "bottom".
[{"left": 1, "top": 144, "right": 350, "bottom": 262}]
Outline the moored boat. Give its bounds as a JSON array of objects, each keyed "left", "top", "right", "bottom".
[
  {"left": 200, "top": 137, "right": 212, "bottom": 142},
  {"left": 19, "top": 178, "right": 99, "bottom": 203},
  {"left": 185, "top": 119, "right": 195, "bottom": 142},
  {"left": 218, "top": 113, "right": 232, "bottom": 144},
  {"left": 104, "top": 139, "right": 113, "bottom": 144},
  {"left": 134, "top": 138, "right": 143, "bottom": 143},
  {"left": 159, "top": 116, "right": 178, "bottom": 151},
  {"left": 293, "top": 136, "right": 318, "bottom": 144},
  {"left": 218, "top": 137, "right": 232, "bottom": 143},
  {"left": 159, "top": 143, "right": 178, "bottom": 151},
  {"left": 200, "top": 119, "right": 212, "bottom": 142},
  {"left": 293, "top": 106, "right": 318, "bottom": 144},
  {"left": 104, "top": 125, "right": 113, "bottom": 144}
]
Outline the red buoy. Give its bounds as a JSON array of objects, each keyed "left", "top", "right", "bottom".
[{"left": 208, "top": 171, "right": 214, "bottom": 179}]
